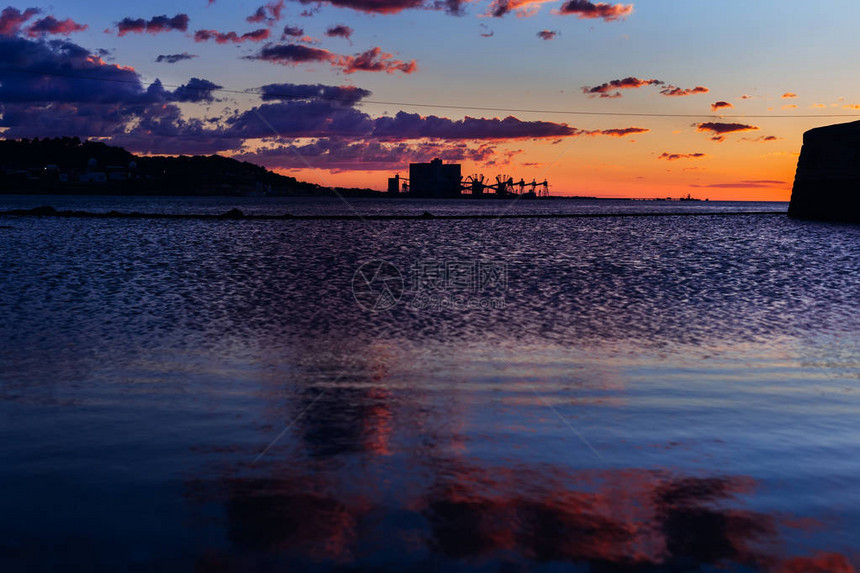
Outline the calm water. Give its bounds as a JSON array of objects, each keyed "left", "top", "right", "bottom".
[{"left": 1, "top": 197, "right": 858, "bottom": 572}]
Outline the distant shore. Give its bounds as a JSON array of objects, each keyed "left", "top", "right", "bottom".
[{"left": 0, "top": 205, "right": 788, "bottom": 221}]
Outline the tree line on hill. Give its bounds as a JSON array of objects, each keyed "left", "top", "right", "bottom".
[{"left": 0, "top": 137, "right": 380, "bottom": 197}]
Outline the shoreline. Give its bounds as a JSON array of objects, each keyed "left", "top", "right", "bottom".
[{"left": 0, "top": 205, "right": 789, "bottom": 221}]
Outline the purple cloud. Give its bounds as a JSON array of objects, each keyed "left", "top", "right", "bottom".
[
  {"left": 0, "top": 6, "right": 40, "bottom": 36},
  {"left": 156, "top": 52, "right": 197, "bottom": 64},
  {"left": 25, "top": 15, "right": 87, "bottom": 37},
  {"left": 116, "top": 13, "right": 189, "bottom": 36},
  {"left": 325, "top": 24, "right": 353, "bottom": 41}
]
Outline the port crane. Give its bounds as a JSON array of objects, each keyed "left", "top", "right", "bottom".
[
  {"left": 389, "top": 170, "right": 549, "bottom": 197},
  {"left": 463, "top": 174, "right": 549, "bottom": 197}
]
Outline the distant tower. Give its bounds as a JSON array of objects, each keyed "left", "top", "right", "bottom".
[{"left": 388, "top": 174, "right": 400, "bottom": 194}]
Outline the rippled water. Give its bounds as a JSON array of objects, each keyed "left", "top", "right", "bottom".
[
  {"left": 0, "top": 193, "right": 787, "bottom": 216},
  {"left": 0, "top": 197, "right": 858, "bottom": 572}
]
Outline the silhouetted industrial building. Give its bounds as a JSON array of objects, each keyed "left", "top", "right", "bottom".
[{"left": 409, "top": 158, "right": 461, "bottom": 197}]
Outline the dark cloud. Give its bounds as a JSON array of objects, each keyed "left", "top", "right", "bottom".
[
  {"left": 691, "top": 179, "right": 786, "bottom": 189},
  {"left": 166, "top": 78, "right": 223, "bottom": 102},
  {"left": 0, "top": 6, "right": 40, "bottom": 36},
  {"left": 258, "top": 83, "right": 370, "bottom": 104},
  {"left": 660, "top": 85, "right": 709, "bottom": 97},
  {"left": 0, "top": 101, "right": 128, "bottom": 138},
  {"left": 223, "top": 92, "right": 592, "bottom": 143},
  {"left": 224, "top": 100, "right": 374, "bottom": 139},
  {"left": 0, "top": 36, "right": 145, "bottom": 104},
  {"left": 295, "top": 0, "right": 459, "bottom": 15},
  {"left": 583, "top": 77, "right": 663, "bottom": 98},
  {"left": 155, "top": 52, "right": 197, "bottom": 64},
  {"left": 194, "top": 28, "right": 270, "bottom": 43},
  {"left": 590, "top": 127, "right": 648, "bottom": 137},
  {"left": 341, "top": 47, "right": 416, "bottom": 74},
  {"left": 25, "top": 16, "right": 87, "bottom": 37},
  {"left": 0, "top": 35, "right": 650, "bottom": 170},
  {"left": 696, "top": 122, "right": 758, "bottom": 142},
  {"left": 325, "top": 24, "right": 353, "bottom": 40},
  {"left": 710, "top": 101, "right": 732, "bottom": 111},
  {"left": 781, "top": 92, "right": 797, "bottom": 99},
  {"left": 740, "top": 135, "right": 781, "bottom": 143},
  {"left": 537, "top": 30, "right": 558, "bottom": 40},
  {"left": 658, "top": 152, "right": 706, "bottom": 161},
  {"left": 485, "top": 0, "right": 526, "bottom": 18},
  {"left": 1, "top": 36, "right": 206, "bottom": 108},
  {"left": 556, "top": 0, "right": 633, "bottom": 21},
  {"left": 431, "top": 0, "right": 467, "bottom": 15},
  {"left": 251, "top": 42, "right": 334, "bottom": 64},
  {"left": 282, "top": 25, "right": 304, "bottom": 37},
  {"left": 116, "top": 14, "right": 189, "bottom": 36},
  {"left": 247, "top": 7, "right": 268, "bottom": 23},
  {"left": 249, "top": 43, "right": 416, "bottom": 74},
  {"left": 234, "top": 138, "right": 499, "bottom": 172},
  {"left": 372, "top": 111, "right": 581, "bottom": 140},
  {"left": 293, "top": 0, "right": 426, "bottom": 15},
  {"left": 0, "top": 35, "right": 234, "bottom": 153},
  {"left": 246, "top": 1, "right": 285, "bottom": 24}
]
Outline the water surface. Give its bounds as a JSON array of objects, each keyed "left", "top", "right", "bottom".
[{"left": 0, "top": 197, "right": 857, "bottom": 572}]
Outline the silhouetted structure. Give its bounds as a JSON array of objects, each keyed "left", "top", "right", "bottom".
[
  {"left": 408, "top": 158, "right": 462, "bottom": 197},
  {"left": 387, "top": 174, "right": 400, "bottom": 194},
  {"left": 789, "top": 121, "right": 860, "bottom": 222},
  {"left": 389, "top": 160, "right": 549, "bottom": 198}
]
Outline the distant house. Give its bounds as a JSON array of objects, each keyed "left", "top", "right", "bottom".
[
  {"left": 79, "top": 171, "right": 107, "bottom": 184},
  {"left": 106, "top": 166, "right": 129, "bottom": 181},
  {"left": 409, "top": 158, "right": 461, "bottom": 197}
]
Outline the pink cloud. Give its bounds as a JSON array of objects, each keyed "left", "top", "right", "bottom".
[{"left": 0, "top": 6, "right": 40, "bottom": 36}]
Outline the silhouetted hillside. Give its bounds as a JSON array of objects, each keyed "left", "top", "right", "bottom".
[{"left": 0, "top": 137, "right": 380, "bottom": 197}]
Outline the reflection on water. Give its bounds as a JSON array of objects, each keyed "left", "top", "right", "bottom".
[
  {"left": 0, "top": 206, "right": 858, "bottom": 571},
  {"left": 196, "top": 466, "right": 775, "bottom": 570}
]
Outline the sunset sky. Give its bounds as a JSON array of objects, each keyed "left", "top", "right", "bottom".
[{"left": 2, "top": 0, "right": 860, "bottom": 199}]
